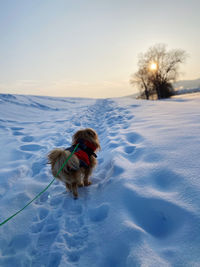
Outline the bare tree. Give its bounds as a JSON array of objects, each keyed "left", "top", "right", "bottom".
[{"left": 130, "top": 44, "right": 187, "bottom": 99}]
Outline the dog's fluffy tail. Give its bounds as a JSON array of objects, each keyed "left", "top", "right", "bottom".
[{"left": 48, "top": 149, "right": 80, "bottom": 177}]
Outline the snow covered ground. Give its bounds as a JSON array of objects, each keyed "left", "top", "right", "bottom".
[{"left": 0, "top": 93, "right": 200, "bottom": 267}]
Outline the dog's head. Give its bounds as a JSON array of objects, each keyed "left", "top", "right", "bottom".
[{"left": 72, "top": 128, "right": 100, "bottom": 151}]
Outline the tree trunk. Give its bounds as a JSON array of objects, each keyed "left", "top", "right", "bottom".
[{"left": 142, "top": 79, "right": 149, "bottom": 100}]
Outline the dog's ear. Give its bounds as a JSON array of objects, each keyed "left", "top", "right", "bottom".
[
  {"left": 94, "top": 137, "right": 101, "bottom": 151},
  {"left": 85, "top": 128, "right": 96, "bottom": 138},
  {"left": 84, "top": 128, "right": 101, "bottom": 151},
  {"left": 72, "top": 129, "right": 84, "bottom": 144},
  {"left": 86, "top": 128, "right": 101, "bottom": 150}
]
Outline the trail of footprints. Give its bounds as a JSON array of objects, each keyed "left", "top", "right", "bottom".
[
  {"left": 28, "top": 193, "right": 110, "bottom": 265},
  {"left": 30, "top": 198, "right": 87, "bottom": 265},
  {"left": 1, "top": 98, "right": 195, "bottom": 266},
  {"left": 1, "top": 99, "right": 145, "bottom": 266},
  {"left": 8, "top": 100, "right": 112, "bottom": 266},
  {"left": 93, "top": 99, "right": 144, "bottom": 183},
  {"left": 87, "top": 100, "right": 188, "bottom": 244},
  {"left": 100, "top": 101, "right": 191, "bottom": 243},
  {"left": 31, "top": 99, "right": 139, "bottom": 266}
]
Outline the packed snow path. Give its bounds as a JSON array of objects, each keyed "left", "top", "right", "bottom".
[{"left": 0, "top": 94, "right": 200, "bottom": 266}]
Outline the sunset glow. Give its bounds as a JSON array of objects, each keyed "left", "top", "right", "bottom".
[
  {"left": 150, "top": 63, "right": 158, "bottom": 71},
  {"left": 0, "top": 0, "right": 199, "bottom": 97}
]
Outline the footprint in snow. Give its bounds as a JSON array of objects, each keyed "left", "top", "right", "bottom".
[
  {"left": 35, "top": 191, "right": 49, "bottom": 205},
  {"left": 44, "top": 223, "right": 60, "bottom": 233},
  {"left": 31, "top": 159, "right": 46, "bottom": 176},
  {"left": 10, "top": 127, "right": 25, "bottom": 136},
  {"left": 108, "top": 142, "right": 120, "bottom": 149},
  {"left": 61, "top": 201, "right": 89, "bottom": 263},
  {"left": 125, "top": 132, "right": 143, "bottom": 144},
  {"left": 130, "top": 104, "right": 140, "bottom": 108},
  {"left": 89, "top": 203, "right": 109, "bottom": 222},
  {"left": 64, "top": 226, "right": 88, "bottom": 249},
  {"left": 20, "top": 144, "right": 45, "bottom": 152},
  {"left": 50, "top": 195, "right": 63, "bottom": 208},
  {"left": 12, "top": 131, "right": 24, "bottom": 136},
  {"left": 39, "top": 207, "right": 49, "bottom": 220},
  {"left": 68, "top": 251, "right": 80, "bottom": 262},
  {"left": 30, "top": 207, "right": 49, "bottom": 234},
  {"left": 74, "top": 121, "right": 81, "bottom": 127},
  {"left": 0, "top": 124, "right": 7, "bottom": 130},
  {"left": 115, "top": 107, "right": 125, "bottom": 112},
  {"left": 111, "top": 164, "right": 124, "bottom": 177},
  {"left": 98, "top": 157, "right": 104, "bottom": 165},
  {"left": 36, "top": 228, "right": 59, "bottom": 254},
  {"left": 11, "top": 127, "right": 24, "bottom": 131},
  {"left": 123, "top": 184, "right": 189, "bottom": 238},
  {"left": 122, "top": 124, "right": 129, "bottom": 129},
  {"left": 151, "top": 168, "right": 182, "bottom": 191},
  {"left": 65, "top": 216, "right": 84, "bottom": 233},
  {"left": 2, "top": 234, "right": 31, "bottom": 256},
  {"left": 109, "top": 131, "right": 117, "bottom": 137},
  {"left": 21, "top": 135, "right": 34, "bottom": 142},
  {"left": 62, "top": 199, "right": 83, "bottom": 215},
  {"left": 10, "top": 149, "right": 32, "bottom": 160},
  {"left": 48, "top": 253, "right": 62, "bottom": 266},
  {"left": 126, "top": 147, "right": 145, "bottom": 163},
  {"left": 124, "top": 145, "right": 136, "bottom": 154},
  {"left": 126, "top": 115, "right": 134, "bottom": 120},
  {"left": 31, "top": 221, "right": 44, "bottom": 234}
]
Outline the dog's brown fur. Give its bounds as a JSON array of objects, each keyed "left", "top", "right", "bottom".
[{"left": 48, "top": 128, "right": 100, "bottom": 198}]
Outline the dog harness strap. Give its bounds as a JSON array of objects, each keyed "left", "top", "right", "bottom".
[
  {"left": 65, "top": 139, "right": 97, "bottom": 167},
  {"left": 76, "top": 139, "right": 97, "bottom": 158},
  {"left": 65, "top": 145, "right": 90, "bottom": 167},
  {"left": 75, "top": 150, "right": 90, "bottom": 166}
]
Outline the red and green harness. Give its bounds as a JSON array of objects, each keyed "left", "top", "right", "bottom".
[{"left": 65, "top": 138, "right": 97, "bottom": 168}]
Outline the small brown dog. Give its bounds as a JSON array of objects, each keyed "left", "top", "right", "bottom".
[{"left": 48, "top": 128, "right": 100, "bottom": 198}]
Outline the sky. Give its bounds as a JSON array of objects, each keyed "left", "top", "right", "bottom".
[{"left": 0, "top": 0, "right": 200, "bottom": 98}]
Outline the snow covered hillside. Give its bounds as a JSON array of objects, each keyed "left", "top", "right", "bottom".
[{"left": 0, "top": 93, "right": 200, "bottom": 267}]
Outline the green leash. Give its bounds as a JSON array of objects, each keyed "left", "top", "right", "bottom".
[{"left": 0, "top": 143, "right": 79, "bottom": 227}]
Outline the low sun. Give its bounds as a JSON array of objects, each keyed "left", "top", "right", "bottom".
[{"left": 150, "top": 63, "right": 157, "bottom": 71}]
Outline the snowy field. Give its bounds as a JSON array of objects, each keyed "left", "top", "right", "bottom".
[{"left": 0, "top": 93, "right": 200, "bottom": 267}]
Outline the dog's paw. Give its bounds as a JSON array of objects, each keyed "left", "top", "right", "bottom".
[
  {"left": 73, "top": 194, "right": 78, "bottom": 199},
  {"left": 84, "top": 181, "right": 92, "bottom": 186},
  {"left": 78, "top": 183, "right": 84, "bottom": 187}
]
